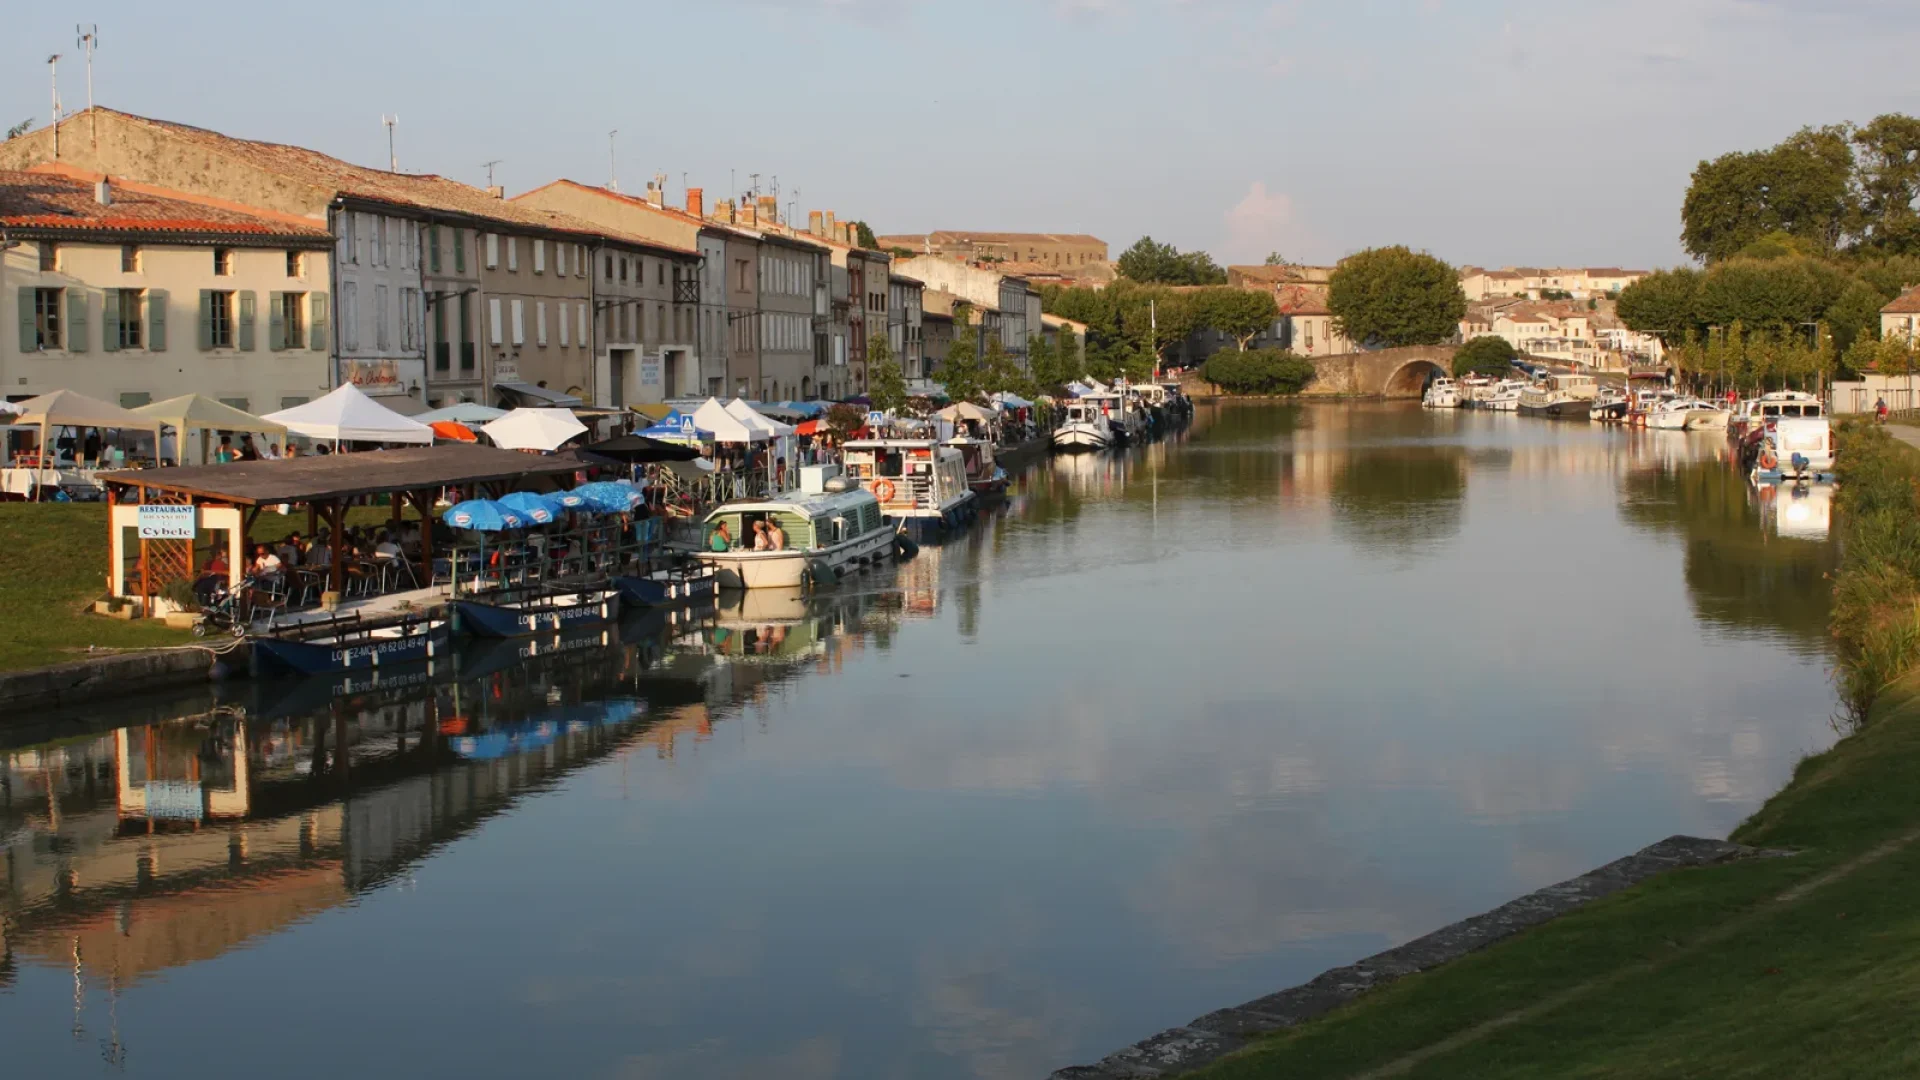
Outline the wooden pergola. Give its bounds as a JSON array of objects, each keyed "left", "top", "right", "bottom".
[{"left": 99, "top": 444, "right": 586, "bottom": 605}]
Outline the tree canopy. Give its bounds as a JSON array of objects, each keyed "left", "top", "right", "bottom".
[
  {"left": 1196, "top": 288, "right": 1280, "bottom": 350},
  {"left": 1452, "top": 336, "right": 1517, "bottom": 378},
  {"left": 1263, "top": 251, "right": 1288, "bottom": 266},
  {"left": 1202, "top": 349, "right": 1316, "bottom": 395},
  {"left": 941, "top": 311, "right": 983, "bottom": 402},
  {"left": 852, "top": 221, "right": 878, "bottom": 249},
  {"left": 866, "top": 332, "right": 907, "bottom": 413},
  {"left": 1326, "top": 246, "right": 1467, "bottom": 347},
  {"left": 1116, "top": 236, "right": 1228, "bottom": 285},
  {"left": 1619, "top": 255, "right": 1919, "bottom": 359}
]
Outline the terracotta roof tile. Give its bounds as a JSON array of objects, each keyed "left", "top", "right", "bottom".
[
  {"left": 0, "top": 169, "right": 330, "bottom": 240},
  {"left": 1883, "top": 286, "right": 1920, "bottom": 314}
]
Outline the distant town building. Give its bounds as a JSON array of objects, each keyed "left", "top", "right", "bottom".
[
  {"left": 1459, "top": 266, "right": 1649, "bottom": 302},
  {"left": 1880, "top": 285, "right": 1920, "bottom": 341},
  {"left": 877, "top": 231, "right": 1110, "bottom": 283}
]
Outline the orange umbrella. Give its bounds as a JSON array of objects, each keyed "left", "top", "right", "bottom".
[{"left": 431, "top": 420, "right": 477, "bottom": 442}]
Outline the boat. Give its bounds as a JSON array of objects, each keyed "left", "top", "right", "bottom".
[
  {"left": 1422, "top": 377, "right": 1461, "bottom": 409},
  {"left": 1052, "top": 400, "right": 1114, "bottom": 451},
  {"left": 841, "top": 438, "right": 978, "bottom": 538},
  {"left": 1080, "top": 390, "right": 1143, "bottom": 444},
  {"left": 692, "top": 465, "right": 898, "bottom": 589},
  {"left": 613, "top": 559, "right": 718, "bottom": 608},
  {"left": 1157, "top": 381, "right": 1195, "bottom": 421},
  {"left": 1518, "top": 372, "right": 1598, "bottom": 419},
  {"left": 1647, "top": 398, "right": 1724, "bottom": 430},
  {"left": 450, "top": 584, "right": 621, "bottom": 638},
  {"left": 1589, "top": 385, "right": 1628, "bottom": 421},
  {"left": 1478, "top": 379, "right": 1526, "bottom": 412},
  {"left": 1683, "top": 404, "right": 1730, "bottom": 431},
  {"left": 947, "top": 435, "right": 1010, "bottom": 499},
  {"left": 251, "top": 612, "right": 450, "bottom": 676},
  {"left": 1729, "top": 391, "right": 1823, "bottom": 445},
  {"left": 1749, "top": 410, "right": 1834, "bottom": 482}
]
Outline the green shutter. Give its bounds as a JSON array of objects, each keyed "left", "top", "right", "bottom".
[
  {"left": 430, "top": 225, "right": 442, "bottom": 273},
  {"left": 241, "top": 291, "right": 258, "bottom": 351},
  {"left": 102, "top": 290, "right": 120, "bottom": 352},
  {"left": 148, "top": 289, "right": 168, "bottom": 351},
  {"left": 309, "top": 292, "right": 328, "bottom": 353},
  {"left": 18, "top": 287, "right": 36, "bottom": 352},
  {"left": 67, "top": 290, "right": 88, "bottom": 353},
  {"left": 197, "top": 289, "right": 214, "bottom": 351},
  {"left": 454, "top": 230, "right": 466, "bottom": 273},
  {"left": 265, "top": 292, "right": 283, "bottom": 351}
]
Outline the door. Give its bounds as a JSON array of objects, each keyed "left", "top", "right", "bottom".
[{"left": 610, "top": 348, "right": 628, "bottom": 406}]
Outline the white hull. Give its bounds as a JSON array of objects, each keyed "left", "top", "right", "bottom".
[
  {"left": 1054, "top": 423, "right": 1111, "bottom": 450},
  {"left": 698, "top": 526, "right": 896, "bottom": 589},
  {"left": 1646, "top": 410, "right": 1690, "bottom": 430},
  {"left": 1684, "top": 410, "right": 1730, "bottom": 431},
  {"left": 1480, "top": 395, "right": 1519, "bottom": 412},
  {"left": 1423, "top": 392, "right": 1460, "bottom": 409}
]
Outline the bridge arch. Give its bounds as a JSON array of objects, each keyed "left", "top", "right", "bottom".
[{"left": 1384, "top": 359, "right": 1446, "bottom": 398}]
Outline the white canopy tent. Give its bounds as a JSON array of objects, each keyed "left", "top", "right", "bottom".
[
  {"left": 690, "top": 398, "right": 768, "bottom": 443},
  {"left": 133, "top": 394, "right": 288, "bottom": 465},
  {"left": 10, "top": 389, "right": 164, "bottom": 465},
  {"left": 934, "top": 401, "right": 996, "bottom": 423},
  {"left": 482, "top": 407, "right": 588, "bottom": 452},
  {"left": 262, "top": 384, "right": 435, "bottom": 446},
  {"left": 724, "top": 398, "right": 795, "bottom": 437}
]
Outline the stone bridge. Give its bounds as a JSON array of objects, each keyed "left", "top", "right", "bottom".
[{"left": 1303, "top": 345, "right": 1458, "bottom": 397}]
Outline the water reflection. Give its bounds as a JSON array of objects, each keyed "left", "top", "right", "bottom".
[{"left": 0, "top": 405, "right": 1844, "bottom": 1080}]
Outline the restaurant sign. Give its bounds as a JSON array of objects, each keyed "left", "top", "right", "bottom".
[{"left": 137, "top": 504, "right": 197, "bottom": 539}]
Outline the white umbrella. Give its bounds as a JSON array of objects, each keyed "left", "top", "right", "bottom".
[
  {"left": 482, "top": 408, "right": 588, "bottom": 452},
  {"left": 262, "top": 383, "right": 434, "bottom": 444},
  {"left": 935, "top": 401, "right": 996, "bottom": 423},
  {"left": 417, "top": 403, "right": 507, "bottom": 424}
]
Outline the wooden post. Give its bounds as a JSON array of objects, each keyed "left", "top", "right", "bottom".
[
  {"left": 137, "top": 485, "right": 149, "bottom": 617},
  {"left": 413, "top": 490, "right": 435, "bottom": 592},
  {"left": 330, "top": 500, "right": 347, "bottom": 594}
]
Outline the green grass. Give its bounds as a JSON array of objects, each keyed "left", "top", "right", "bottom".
[
  {"left": 1183, "top": 674, "right": 1920, "bottom": 1080},
  {"left": 0, "top": 502, "right": 424, "bottom": 672}
]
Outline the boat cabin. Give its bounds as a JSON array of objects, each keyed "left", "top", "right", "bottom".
[
  {"left": 701, "top": 487, "right": 885, "bottom": 553},
  {"left": 841, "top": 438, "right": 972, "bottom": 514}
]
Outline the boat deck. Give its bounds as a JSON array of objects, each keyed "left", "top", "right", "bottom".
[{"left": 268, "top": 586, "right": 451, "bottom": 629}]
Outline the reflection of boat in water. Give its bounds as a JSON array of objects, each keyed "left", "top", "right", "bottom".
[
  {"left": 446, "top": 699, "right": 646, "bottom": 761},
  {"left": 613, "top": 561, "right": 717, "bottom": 608},
  {"left": 1756, "top": 480, "right": 1833, "bottom": 541}
]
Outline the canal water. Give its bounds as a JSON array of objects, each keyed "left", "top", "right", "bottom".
[{"left": 1, "top": 404, "right": 1840, "bottom": 1079}]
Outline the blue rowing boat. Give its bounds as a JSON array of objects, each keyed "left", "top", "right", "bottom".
[
  {"left": 252, "top": 616, "right": 450, "bottom": 676},
  {"left": 613, "top": 564, "right": 717, "bottom": 608},
  {"left": 449, "top": 587, "right": 621, "bottom": 638}
]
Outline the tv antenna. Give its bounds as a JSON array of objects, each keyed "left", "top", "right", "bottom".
[
  {"left": 75, "top": 25, "right": 99, "bottom": 147},
  {"left": 47, "top": 55, "right": 61, "bottom": 158},
  {"left": 483, "top": 160, "right": 502, "bottom": 187},
  {"left": 607, "top": 130, "right": 619, "bottom": 192},
  {"left": 381, "top": 114, "right": 399, "bottom": 171},
  {"left": 748, "top": 172, "right": 760, "bottom": 197}
]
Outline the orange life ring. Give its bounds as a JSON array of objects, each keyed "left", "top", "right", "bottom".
[
  {"left": 872, "top": 479, "right": 897, "bottom": 502},
  {"left": 1758, "top": 448, "right": 1778, "bottom": 471}
]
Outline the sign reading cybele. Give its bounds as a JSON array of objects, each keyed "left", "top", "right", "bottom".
[{"left": 136, "top": 504, "right": 197, "bottom": 539}]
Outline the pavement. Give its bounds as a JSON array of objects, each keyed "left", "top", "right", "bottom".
[{"left": 1887, "top": 422, "right": 1920, "bottom": 453}]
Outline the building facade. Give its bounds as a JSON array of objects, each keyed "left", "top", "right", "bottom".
[
  {"left": 3, "top": 168, "right": 333, "bottom": 414},
  {"left": 756, "top": 233, "right": 823, "bottom": 403},
  {"left": 888, "top": 274, "right": 925, "bottom": 380},
  {"left": 593, "top": 237, "right": 701, "bottom": 406},
  {"left": 419, "top": 219, "right": 485, "bottom": 405},
  {"left": 332, "top": 204, "right": 425, "bottom": 405},
  {"left": 722, "top": 232, "right": 761, "bottom": 398},
  {"left": 875, "top": 230, "right": 1109, "bottom": 278},
  {"left": 477, "top": 226, "right": 596, "bottom": 406}
]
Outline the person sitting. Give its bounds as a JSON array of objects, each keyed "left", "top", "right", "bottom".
[
  {"left": 250, "top": 543, "right": 284, "bottom": 584},
  {"left": 276, "top": 532, "right": 305, "bottom": 568},
  {"left": 193, "top": 549, "right": 232, "bottom": 606},
  {"left": 709, "top": 521, "right": 735, "bottom": 552},
  {"left": 374, "top": 530, "right": 403, "bottom": 561},
  {"left": 765, "top": 520, "right": 787, "bottom": 551},
  {"left": 307, "top": 533, "right": 332, "bottom": 572}
]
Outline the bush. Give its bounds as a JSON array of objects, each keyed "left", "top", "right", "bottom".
[
  {"left": 1453, "top": 336, "right": 1518, "bottom": 378},
  {"left": 1203, "top": 348, "right": 1317, "bottom": 394},
  {"left": 1831, "top": 422, "right": 1920, "bottom": 726}
]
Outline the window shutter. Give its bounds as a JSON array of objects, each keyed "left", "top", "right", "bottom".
[
  {"left": 578, "top": 303, "right": 587, "bottom": 348},
  {"left": 485, "top": 233, "right": 498, "bottom": 269},
  {"left": 430, "top": 225, "right": 442, "bottom": 273},
  {"left": 261, "top": 291, "right": 278, "bottom": 351},
  {"left": 148, "top": 290, "right": 168, "bottom": 351},
  {"left": 507, "top": 237, "right": 518, "bottom": 272},
  {"left": 511, "top": 299, "right": 524, "bottom": 345},
  {"left": 17, "top": 288, "right": 34, "bottom": 352},
  {"left": 102, "top": 290, "right": 120, "bottom": 352},
  {"left": 309, "top": 293, "right": 328, "bottom": 352},
  {"left": 536, "top": 301, "right": 548, "bottom": 346},
  {"left": 534, "top": 239, "right": 545, "bottom": 274},
  {"left": 64, "top": 290, "right": 88, "bottom": 353},
  {"left": 455, "top": 229, "right": 467, "bottom": 272},
  {"left": 197, "top": 289, "right": 214, "bottom": 350}
]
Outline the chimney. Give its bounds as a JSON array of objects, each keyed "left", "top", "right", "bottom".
[
  {"left": 839, "top": 223, "right": 853, "bottom": 245},
  {"left": 646, "top": 181, "right": 664, "bottom": 209},
  {"left": 94, "top": 177, "right": 112, "bottom": 206},
  {"left": 757, "top": 195, "right": 778, "bottom": 225},
  {"left": 825, "top": 211, "right": 838, "bottom": 236},
  {"left": 741, "top": 202, "right": 758, "bottom": 227},
  {"left": 808, "top": 210, "right": 824, "bottom": 237},
  {"left": 486, "top": 185, "right": 504, "bottom": 199},
  {"left": 686, "top": 186, "right": 704, "bottom": 219}
]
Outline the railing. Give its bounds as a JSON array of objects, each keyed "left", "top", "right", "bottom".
[{"left": 674, "top": 279, "right": 700, "bottom": 304}]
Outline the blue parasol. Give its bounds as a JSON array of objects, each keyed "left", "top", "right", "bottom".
[
  {"left": 497, "top": 491, "right": 561, "bottom": 524},
  {"left": 549, "top": 488, "right": 592, "bottom": 511},
  {"left": 572, "top": 480, "right": 646, "bottom": 513},
  {"left": 441, "top": 499, "right": 528, "bottom": 532}
]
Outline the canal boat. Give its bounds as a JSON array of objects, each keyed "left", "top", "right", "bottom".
[
  {"left": 1749, "top": 412, "right": 1835, "bottom": 482},
  {"left": 1422, "top": 377, "right": 1461, "bottom": 409},
  {"left": 1518, "top": 372, "right": 1598, "bottom": 419},
  {"left": 1478, "top": 379, "right": 1526, "bottom": 412},
  {"left": 1647, "top": 398, "right": 1723, "bottom": 430},
  {"left": 1157, "top": 381, "right": 1195, "bottom": 421},
  {"left": 612, "top": 559, "right": 718, "bottom": 609},
  {"left": 694, "top": 465, "right": 897, "bottom": 589},
  {"left": 948, "top": 435, "right": 1010, "bottom": 499},
  {"left": 841, "top": 439, "right": 978, "bottom": 538},
  {"left": 251, "top": 612, "right": 450, "bottom": 676},
  {"left": 1729, "top": 391, "right": 1824, "bottom": 445},
  {"left": 1081, "top": 390, "right": 1143, "bottom": 444},
  {"left": 1053, "top": 401, "right": 1114, "bottom": 451},
  {"left": 450, "top": 584, "right": 621, "bottom": 638},
  {"left": 1589, "top": 385, "right": 1629, "bottom": 421}
]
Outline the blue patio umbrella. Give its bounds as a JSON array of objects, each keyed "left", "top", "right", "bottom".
[
  {"left": 497, "top": 491, "right": 561, "bottom": 525},
  {"left": 549, "top": 488, "right": 593, "bottom": 511},
  {"left": 572, "top": 480, "right": 646, "bottom": 513},
  {"left": 441, "top": 499, "right": 528, "bottom": 532}
]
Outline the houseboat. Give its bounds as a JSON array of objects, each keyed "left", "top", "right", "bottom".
[
  {"left": 1729, "top": 391, "right": 1824, "bottom": 445},
  {"left": 1518, "top": 372, "right": 1598, "bottom": 419},
  {"left": 1422, "top": 377, "right": 1461, "bottom": 409},
  {"left": 841, "top": 439, "right": 977, "bottom": 538},
  {"left": 1081, "top": 390, "right": 1144, "bottom": 444},
  {"left": 1053, "top": 401, "right": 1114, "bottom": 451},
  {"left": 693, "top": 466, "right": 898, "bottom": 589},
  {"left": 1478, "top": 379, "right": 1527, "bottom": 411},
  {"left": 948, "top": 435, "right": 1010, "bottom": 499}
]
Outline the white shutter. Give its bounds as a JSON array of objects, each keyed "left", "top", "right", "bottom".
[
  {"left": 555, "top": 243, "right": 567, "bottom": 277},
  {"left": 534, "top": 239, "right": 546, "bottom": 274},
  {"left": 485, "top": 233, "right": 499, "bottom": 269},
  {"left": 511, "top": 299, "right": 524, "bottom": 345},
  {"left": 577, "top": 303, "right": 587, "bottom": 347},
  {"left": 507, "top": 237, "right": 518, "bottom": 272},
  {"left": 559, "top": 302, "right": 570, "bottom": 347},
  {"left": 489, "top": 297, "right": 502, "bottom": 344},
  {"left": 536, "top": 301, "right": 548, "bottom": 346}
]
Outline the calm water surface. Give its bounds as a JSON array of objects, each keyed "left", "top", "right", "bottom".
[{"left": 1, "top": 404, "right": 1841, "bottom": 1079}]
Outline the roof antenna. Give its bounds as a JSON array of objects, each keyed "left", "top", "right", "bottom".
[
  {"left": 47, "top": 54, "right": 62, "bottom": 160},
  {"left": 75, "top": 25, "right": 98, "bottom": 148},
  {"left": 607, "top": 130, "right": 619, "bottom": 192},
  {"left": 382, "top": 114, "right": 399, "bottom": 171},
  {"left": 483, "top": 159, "right": 502, "bottom": 187}
]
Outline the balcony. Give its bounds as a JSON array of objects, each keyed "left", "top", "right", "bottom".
[{"left": 674, "top": 279, "right": 699, "bottom": 304}]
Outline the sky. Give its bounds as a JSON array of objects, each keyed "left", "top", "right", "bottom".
[{"left": 5, "top": 0, "right": 1919, "bottom": 270}]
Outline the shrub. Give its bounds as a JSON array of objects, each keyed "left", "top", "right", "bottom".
[
  {"left": 1831, "top": 422, "right": 1920, "bottom": 726},
  {"left": 1203, "top": 348, "right": 1317, "bottom": 394},
  {"left": 1453, "top": 336, "right": 1518, "bottom": 378}
]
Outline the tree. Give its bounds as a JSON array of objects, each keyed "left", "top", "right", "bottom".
[
  {"left": 1115, "top": 236, "right": 1227, "bottom": 285},
  {"left": 982, "top": 337, "right": 1027, "bottom": 397},
  {"left": 867, "top": 332, "right": 907, "bottom": 413},
  {"left": 826, "top": 403, "right": 866, "bottom": 439},
  {"left": 1326, "top": 246, "right": 1466, "bottom": 347},
  {"left": 1264, "top": 251, "right": 1289, "bottom": 266},
  {"left": 1680, "top": 125, "right": 1856, "bottom": 262},
  {"left": 1201, "top": 349, "right": 1316, "bottom": 394},
  {"left": 1195, "top": 286, "right": 1280, "bottom": 350},
  {"left": 852, "top": 221, "right": 878, "bottom": 249},
  {"left": 942, "top": 314, "right": 983, "bottom": 402},
  {"left": 1452, "top": 336, "right": 1517, "bottom": 378},
  {"left": 3, "top": 119, "right": 31, "bottom": 141},
  {"left": 1826, "top": 279, "right": 1890, "bottom": 356},
  {"left": 1852, "top": 114, "right": 1920, "bottom": 254},
  {"left": 1617, "top": 267, "right": 1704, "bottom": 345}
]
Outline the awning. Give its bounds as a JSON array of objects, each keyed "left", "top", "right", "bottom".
[
  {"left": 496, "top": 381, "right": 584, "bottom": 408},
  {"left": 629, "top": 403, "right": 677, "bottom": 421}
]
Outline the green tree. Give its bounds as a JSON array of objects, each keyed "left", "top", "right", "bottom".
[
  {"left": 1617, "top": 267, "right": 1704, "bottom": 344},
  {"left": 1826, "top": 279, "right": 1890, "bottom": 356},
  {"left": 867, "top": 331, "right": 907, "bottom": 413},
  {"left": 1326, "top": 246, "right": 1467, "bottom": 347},
  {"left": 1263, "top": 251, "right": 1289, "bottom": 266},
  {"left": 852, "top": 221, "right": 878, "bottom": 249},
  {"left": 1680, "top": 125, "right": 1856, "bottom": 262},
  {"left": 3, "top": 118, "right": 31, "bottom": 141},
  {"left": 1194, "top": 286, "right": 1280, "bottom": 350},
  {"left": 1452, "top": 336, "right": 1517, "bottom": 378},
  {"left": 1115, "top": 236, "right": 1227, "bottom": 285},
  {"left": 942, "top": 311, "right": 983, "bottom": 402},
  {"left": 1852, "top": 114, "right": 1920, "bottom": 253},
  {"left": 982, "top": 337, "right": 1026, "bottom": 396}
]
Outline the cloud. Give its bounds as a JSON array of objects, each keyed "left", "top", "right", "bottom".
[
  {"left": 1056, "top": 0, "right": 1127, "bottom": 19},
  {"left": 1222, "top": 181, "right": 1304, "bottom": 264}
]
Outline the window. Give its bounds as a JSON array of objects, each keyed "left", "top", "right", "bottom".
[
  {"left": 511, "top": 299, "right": 524, "bottom": 345},
  {"left": 434, "top": 299, "right": 449, "bottom": 371},
  {"left": 534, "top": 239, "right": 546, "bottom": 274},
  {"left": 121, "top": 244, "right": 140, "bottom": 273},
  {"left": 279, "top": 396, "right": 309, "bottom": 410},
  {"left": 287, "top": 251, "right": 304, "bottom": 278},
  {"left": 605, "top": 255, "right": 614, "bottom": 281},
  {"left": 31, "top": 287, "right": 62, "bottom": 348},
  {"left": 489, "top": 297, "right": 502, "bottom": 344},
  {"left": 619, "top": 257, "right": 628, "bottom": 283},
  {"left": 657, "top": 262, "right": 664, "bottom": 286},
  {"left": 219, "top": 397, "right": 250, "bottom": 412},
  {"left": 402, "top": 287, "right": 419, "bottom": 350},
  {"left": 429, "top": 225, "right": 442, "bottom": 273},
  {"left": 374, "top": 284, "right": 391, "bottom": 350},
  {"left": 460, "top": 294, "right": 476, "bottom": 370},
  {"left": 280, "top": 291, "right": 306, "bottom": 349},
  {"left": 658, "top": 304, "right": 667, "bottom": 343},
  {"left": 119, "top": 392, "right": 152, "bottom": 409},
  {"left": 39, "top": 242, "right": 57, "bottom": 271},
  {"left": 116, "top": 289, "right": 144, "bottom": 348},
  {"left": 209, "top": 291, "right": 235, "bottom": 348},
  {"left": 454, "top": 229, "right": 467, "bottom": 273},
  {"left": 213, "top": 248, "right": 233, "bottom": 276},
  {"left": 577, "top": 245, "right": 587, "bottom": 277},
  {"left": 559, "top": 302, "right": 570, "bottom": 347},
  {"left": 506, "top": 236, "right": 518, "bottom": 272},
  {"left": 536, "top": 301, "right": 548, "bottom": 347},
  {"left": 577, "top": 303, "right": 587, "bottom": 347},
  {"left": 341, "top": 214, "right": 358, "bottom": 265}
]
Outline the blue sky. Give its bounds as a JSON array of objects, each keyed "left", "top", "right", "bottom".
[{"left": 6, "top": 0, "right": 1918, "bottom": 269}]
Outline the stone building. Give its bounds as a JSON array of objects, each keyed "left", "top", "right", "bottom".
[{"left": 876, "top": 230, "right": 1109, "bottom": 280}]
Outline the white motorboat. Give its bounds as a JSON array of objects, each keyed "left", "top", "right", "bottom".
[
  {"left": 1518, "top": 372, "right": 1598, "bottom": 419},
  {"left": 1423, "top": 377, "right": 1461, "bottom": 409},
  {"left": 1647, "top": 398, "right": 1722, "bottom": 430},
  {"left": 1080, "top": 391, "right": 1143, "bottom": 443},
  {"left": 1589, "top": 386, "right": 1628, "bottom": 421},
  {"left": 841, "top": 437, "right": 978, "bottom": 538},
  {"left": 1683, "top": 404, "right": 1730, "bottom": 431},
  {"left": 1053, "top": 400, "right": 1114, "bottom": 451},
  {"left": 1479, "top": 379, "right": 1526, "bottom": 412},
  {"left": 695, "top": 466, "right": 897, "bottom": 590}
]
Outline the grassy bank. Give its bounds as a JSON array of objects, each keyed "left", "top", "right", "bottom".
[
  {"left": 1180, "top": 431, "right": 1920, "bottom": 1080},
  {"left": 0, "top": 502, "right": 424, "bottom": 673}
]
